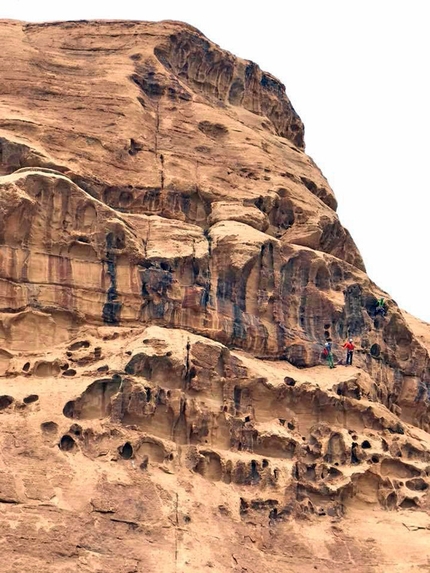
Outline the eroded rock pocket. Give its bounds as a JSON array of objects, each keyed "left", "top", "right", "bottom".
[
  {"left": 68, "top": 340, "right": 90, "bottom": 351},
  {"left": 198, "top": 121, "right": 228, "bottom": 139},
  {"left": 41, "top": 421, "right": 58, "bottom": 434},
  {"left": 59, "top": 435, "right": 76, "bottom": 452},
  {"left": 23, "top": 394, "right": 39, "bottom": 404},
  {"left": 63, "top": 377, "right": 122, "bottom": 419},
  {"left": 62, "top": 369, "right": 77, "bottom": 377},
  {"left": 0, "top": 395, "right": 14, "bottom": 410},
  {"left": 118, "top": 442, "right": 133, "bottom": 460}
]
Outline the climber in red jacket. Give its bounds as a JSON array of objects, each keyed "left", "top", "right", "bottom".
[{"left": 343, "top": 339, "right": 355, "bottom": 366}]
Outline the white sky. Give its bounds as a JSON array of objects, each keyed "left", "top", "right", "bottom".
[{"left": 2, "top": 1, "right": 429, "bottom": 322}]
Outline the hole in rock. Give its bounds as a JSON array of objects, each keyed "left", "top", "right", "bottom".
[
  {"left": 60, "top": 363, "right": 69, "bottom": 371},
  {"left": 388, "top": 423, "right": 404, "bottom": 435},
  {"left": 140, "top": 456, "right": 149, "bottom": 471},
  {"left": 156, "top": 389, "right": 166, "bottom": 406},
  {"left": 23, "top": 394, "right": 39, "bottom": 405},
  {"left": 400, "top": 498, "right": 418, "bottom": 509},
  {"left": 324, "top": 324, "right": 331, "bottom": 330},
  {"left": 0, "top": 395, "right": 14, "bottom": 410},
  {"left": 262, "top": 459, "right": 269, "bottom": 468},
  {"left": 59, "top": 435, "right": 76, "bottom": 452},
  {"left": 287, "top": 421, "right": 295, "bottom": 430},
  {"left": 22, "top": 362, "right": 30, "bottom": 372},
  {"left": 386, "top": 492, "right": 397, "bottom": 509},
  {"left": 63, "top": 369, "right": 77, "bottom": 377},
  {"left": 119, "top": 442, "right": 133, "bottom": 460},
  {"left": 63, "top": 401, "right": 76, "bottom": 419},
  {"left": 361, "top": 440, "right": 371, "bottom": 449},
  {"left": 196, "top": 452, "right": 223, "bottom": 481},
  {"left": 405, "top": 478, "right": 428, "bottom": 491},
  {"left": 119, "top": 190, "right": 133, "bottom": 207},
  {"left": 112, "top": 374, "right": 122, "bottom": 384},
  {"left": 279, "top": 419, "right": 286, "bottom": 426},
  {"left": 284, "top": 377, "right": 296, "bottom": 387},
  {"left": 329, "top": 466, "right": 342, "bottom": 478},
  {"left": 370, "top": 344, "right": 381, "bottom": 358},
  {"left": 69, "top": 424, "right": 82, "bottom": 436},
  {"left": 41, "top": 421, "right": 58, "bottom": 434},
  {"left": 183, "top": 515, "right": 191, "bottom": 523},
  {"left": 371, "top": 455, "right": 380, "bottom": 464},
  {"left": 68, "top": 340, "right": 90, "bottom": 352},
  {"left": 234, "top": 386, "right": 242, "bottom": 412},
  {"left": 244, "top": 416, "right": 251, "bottom": 423},
  {"left": 250, "top": 460, "right": 260, "bottom": 483},
  {"left": 315, "top": 266, "right": 330, "bottom": 290},
  {"left": 381, "top": 459, "right": 420, "bottom": 478},
  {"left": 351, "top": 443, "right": 360, "bottom": 465},
  {"left": 240, "top": 498, "right": 248, "bottom": 515},
  {"left": 97, "top": 365, "right": 109, "bottom": 372},
  {"left": 35, "top": 361, "right": 60, "bottom": 377}
]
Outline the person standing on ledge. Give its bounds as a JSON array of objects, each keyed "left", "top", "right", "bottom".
[
  {"left": 343, "top": 338, "right": 355, "bottom": 365},
  {"left": 323, "top": 341, "right": 335, "bottom": 369}
]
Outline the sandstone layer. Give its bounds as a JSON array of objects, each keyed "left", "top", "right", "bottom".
[{"left": 0, "top": 19, "right": 430, "bottom": 573}]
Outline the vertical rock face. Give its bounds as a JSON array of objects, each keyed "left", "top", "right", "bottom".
[{"left": 0, "top": 19, "right": 430, "bottom": 573}]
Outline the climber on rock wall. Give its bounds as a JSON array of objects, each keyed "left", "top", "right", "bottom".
[
  {"left": 376, "top": 297, "right": 387, "bottom": 316},
  {"left": 323, "top": 341, "right": 335, "bottom": 369},
  {"left": 343, "top": 339, "right": 355, "bottom": 365}
]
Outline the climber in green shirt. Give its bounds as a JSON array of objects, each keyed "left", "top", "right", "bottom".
[{"left": 375, "top": 297, "right": 387, "bottom": 317}]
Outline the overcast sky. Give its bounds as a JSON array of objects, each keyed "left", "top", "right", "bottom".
[{"left": 2, "top": 1, "right": 429, "bottom": 322}]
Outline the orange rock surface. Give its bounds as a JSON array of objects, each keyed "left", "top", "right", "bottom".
[{"left": 0, "top": 19, "right": 429, "bottom": 572}]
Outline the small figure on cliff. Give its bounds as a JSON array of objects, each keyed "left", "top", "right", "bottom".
[
  {"left": 375, "top": 297, "right": 387, "bottom": 316},
  {"left": 343, "top": 338, "right": 355, "bottom": 365},
  {"left": 323, "top": 341, "right": 335, "bottom": 369}
]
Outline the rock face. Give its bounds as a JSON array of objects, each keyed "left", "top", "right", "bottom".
[{"left": 0, "top": 19, "right": 430, "bottom": 573}]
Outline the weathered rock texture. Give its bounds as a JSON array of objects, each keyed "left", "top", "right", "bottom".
[{"left": 0, "top": 19, "right": 430, "bottom": 573}]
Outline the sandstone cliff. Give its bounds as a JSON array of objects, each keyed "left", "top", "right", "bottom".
[{"left": 0, "top": 19, "right": 429, "bottom": 573}]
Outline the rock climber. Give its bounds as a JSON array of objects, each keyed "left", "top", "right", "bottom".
[
  {"left": 375, "top": 297, "right": 387, "bottom": 316},
  {"left": 323, "top": 341, "right": 335, "bottom": 369},
  {"left": 343, "top": 338, "right": 355, "bottom": 366}
]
